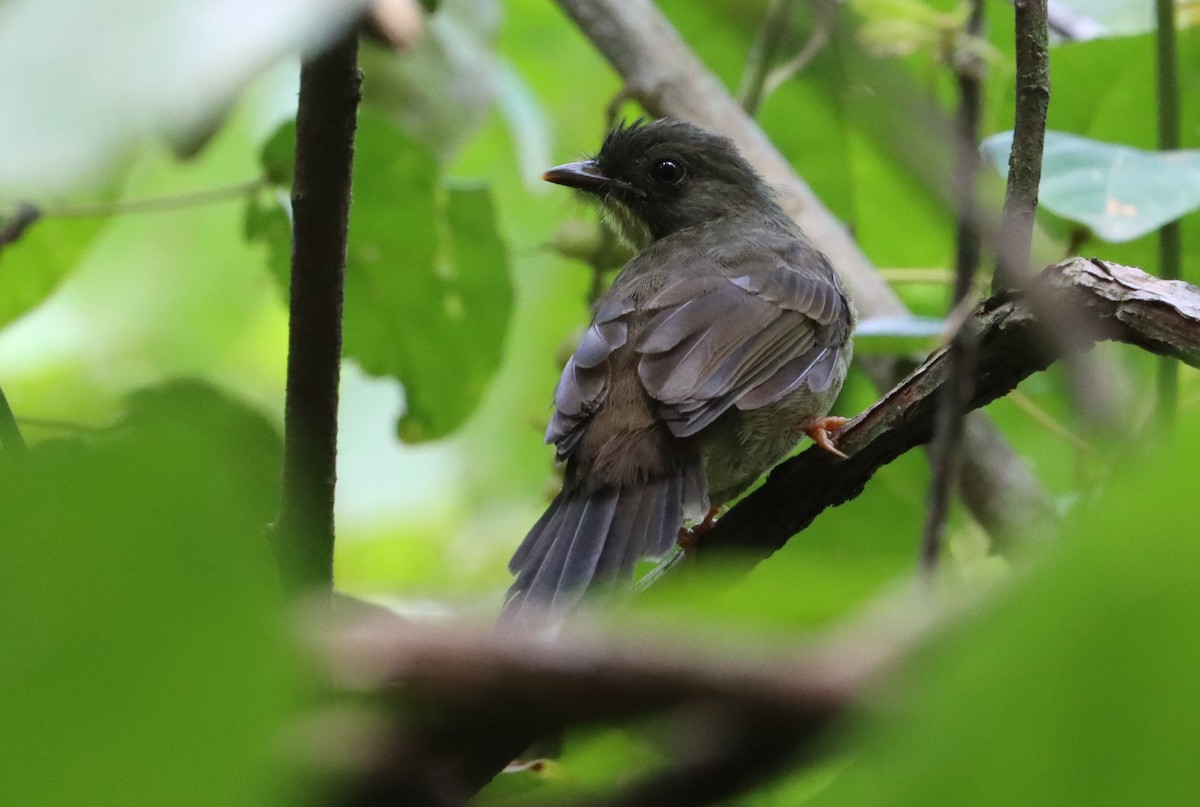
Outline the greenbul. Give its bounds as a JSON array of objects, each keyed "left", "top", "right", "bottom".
[{"left": 505, "top": 119, "right": 855, "bottom": 624}]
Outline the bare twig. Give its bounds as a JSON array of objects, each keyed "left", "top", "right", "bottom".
[
  {"left": 994, "top": 0, "right": 1050, "bottom": 292},
  {"left": 273, "top": 32, "right": 361, "bottom": 594},
  {"left": 551, "top": 0, "right": 1052, "bottom": 547},
  {"left": 40, "top": 180, "right": 265, "bottom": 219},
  {"left": 737, "top": 0, "right": 799, "bottom": 116},
  {"left": 921, "top": 0, "right": 985, "bottom": 573}
]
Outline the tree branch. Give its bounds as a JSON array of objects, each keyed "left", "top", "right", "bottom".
[
  {"left": 330, "top": 257, "right": 1200, "bottom": 804},
  {"left": 994, "top": 0, "right": 1050, "bottom": 292},
  {"left": 698, "top": 259, "right": 1200, "bottom": 561},
  {"left": 273, "top": 33, "right": 361, "bottom": 594},
  {"left": 922, "top": 0, "right": 986, "bottom": 572},
  {"left": 551, "top": 0, "right": 1052, "bottom": 545}
]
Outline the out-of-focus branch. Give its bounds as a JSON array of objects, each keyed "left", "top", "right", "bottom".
[
  {"left": 316, "top": 590, "right": 941, "bottom": 806},
  {"left": 551, "top": 0, "right": 1052, "bottom": 546},
  {"left": 273, "top": 32, "right": 361, "bottom": 595},
  {"left": 1155, "top": 0, "right": 1181, "bottom": 425},
  {"left": 698, "top": 259, "right": 1200, "bottom": 561},
  {"left": 336, "top": 258, "right": 1200, "bottom": 803},
  {"left": 922, "top": 0, "right": 985, "bottom": 572},
  {"left": 994, "top": 0, "right": 1050, "bottom": 292}
]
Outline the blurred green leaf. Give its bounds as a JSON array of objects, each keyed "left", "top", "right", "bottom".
[
  {"left": 0, "top": 381, "right": 299, "bottom": 807},
  {"left": 0, "top": 210, "right": 108, "bottom": 329},
  {"left": 982, "top": 130, "right": 1200, "bottom": 243},
  {"left": 360, "top": 0, "right": 503, "bottom": 162},
  {"left": 854, "top": 314, "right": 945, "bottom": 355},
  {"left": 811, "top": 418, "right": 1200, "bottom": 807},
  {"left": 1051, "top": 0, "right": 1155, "bottom": 38},
  {"left": 251, "top": 110, "right": 513, "bottom": 442}
]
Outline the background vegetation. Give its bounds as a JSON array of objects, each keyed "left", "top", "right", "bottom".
[{"left": 2, "top": 0, "right": 1199, "bottom": 804}]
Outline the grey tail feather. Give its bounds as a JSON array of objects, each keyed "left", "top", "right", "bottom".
[{"left": 502, "top": 469, "right": 705, "bottom": 627}]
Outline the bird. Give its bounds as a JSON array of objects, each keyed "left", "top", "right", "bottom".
[{"left": 503, "top": 119, "right": 855, "bottom": 625}]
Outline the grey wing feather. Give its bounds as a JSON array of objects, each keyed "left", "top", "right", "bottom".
[
  {"left": 636, "top": 255, "right": 849, "bottom": 436},
  {"left": 545, "top": 298, "right": 635, "bottom": 459}
]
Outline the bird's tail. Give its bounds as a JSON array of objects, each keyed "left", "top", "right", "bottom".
[{"left": 502, "top": 468, "right": 707, "bottom": 626}]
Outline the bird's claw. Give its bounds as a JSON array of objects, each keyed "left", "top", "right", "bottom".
[{"left": 802, "top": 416, "right": 850, "bottom": 459}]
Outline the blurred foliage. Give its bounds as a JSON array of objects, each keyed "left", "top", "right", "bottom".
[
  {"left": 0, "top": 0, "right": 1199, "bottom": 804},
  {"left": 0, "top": 383, "right": 301, "bottom": 806}
]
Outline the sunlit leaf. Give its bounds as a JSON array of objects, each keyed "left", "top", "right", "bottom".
[
  {"left": 982, "top": 130, "right": 1200, "bottom": 243},
  {"left": 0, "top": 0, "right": 369, "bottom": 193}
]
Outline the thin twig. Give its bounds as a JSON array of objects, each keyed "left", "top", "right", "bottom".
[
  {"left": 760, "top": 1, "right": 837, "bottom": 101},
  {"left": 40, "top": 180, "right": 265, "bottom": 219},
  {"left": 1155, "top": 0, "right": 1181, "bottom": 427},
  {"left": 921, "top": 0, "right": 985, "bottom": 574},
  {"left": 994, "top": 0, "right": 1050, "bottom": 292},
  {"left": 273, "top": 32, "right": 361, "bottom": 595},
  {"left": 737, "top": 0, "right": 799, "bottom": 116}
]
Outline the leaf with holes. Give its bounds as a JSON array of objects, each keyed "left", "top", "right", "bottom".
[{"left": 249, "top": 110, "right": 513, "bottom": 442}]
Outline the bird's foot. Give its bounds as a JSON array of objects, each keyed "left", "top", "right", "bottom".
[
  {"left": 802, "top": 416, "right": 850, "bottom": 459},
  {"left": 677, "top": 506, "right": 724, "bottom": 557}
]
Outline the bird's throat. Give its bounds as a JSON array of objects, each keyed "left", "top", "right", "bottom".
[{"left": 600, "top": 196, "right": 654, "bottom": 251}]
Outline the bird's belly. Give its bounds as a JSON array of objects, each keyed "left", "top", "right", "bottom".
[{"left": 699, "top": 381, "right": 844, "bottom": 508}]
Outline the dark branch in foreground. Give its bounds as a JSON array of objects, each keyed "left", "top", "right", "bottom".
[
  {"left": 273, "top": 33, "right": 361, "bottom": 594},
  {"left": 698, "top": 259, "right": 1200, "bottom": 561}
]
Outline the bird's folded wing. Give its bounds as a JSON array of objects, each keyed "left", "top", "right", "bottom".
[
  {"left": 636, "top": 255, "right": 847, "bottom": 438},
  {"left": 544, "top": 251, "right": 848, "bottom": 457}
]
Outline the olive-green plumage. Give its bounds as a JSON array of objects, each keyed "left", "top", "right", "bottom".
[{"left": 504, "top": 119, "right": 855, "bottom": 624}]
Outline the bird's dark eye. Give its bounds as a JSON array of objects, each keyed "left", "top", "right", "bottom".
[{"left": 650, "top": 159, "right": 684, "bottom": 186}]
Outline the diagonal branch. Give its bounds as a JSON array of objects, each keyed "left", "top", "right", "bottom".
[
  {"left": 551, "top": 0, "right": 1052, "bottom": 544},
  {"left": 698, "top": 259, "right": 1200, "bottom": 561}
]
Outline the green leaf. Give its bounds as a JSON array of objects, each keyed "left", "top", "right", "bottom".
[
  {"left": 0, "top": 209, "right": 108, "bottom": 329},
  {"left": 810, "top": 417, "right": 1200, "bottom": 807},
  {"left": 982, "top": 130, "right": 1200, "bottom": 243},
  {"left": 250, "top": 111, "right": 514, "bottom": 442},
  {"left": 0, "top": 381, "right": 300, "bottom": 807}
]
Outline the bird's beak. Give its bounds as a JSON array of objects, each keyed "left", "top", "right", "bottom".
[
  {"left": 542, "top": 160, "right": 612, "bottom": 191},
  {"left": 542, "top": 161, "right": 645, "bottom": 197}
]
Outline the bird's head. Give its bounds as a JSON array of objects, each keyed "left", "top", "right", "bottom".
[{"left": 543, "top": 119, "right": 775, "bottom": 248}]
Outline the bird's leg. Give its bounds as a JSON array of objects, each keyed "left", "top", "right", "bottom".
[
  {"left": 801, "top": 415, "right": 850, "bottom": 459},
  {"left": 677, "top": 506, "right": 724, "bottom": 557}
]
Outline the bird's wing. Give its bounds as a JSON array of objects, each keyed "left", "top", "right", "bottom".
[
  {"left": 545, "top": 296, "right": 634, "bottom": 460},
  {"left": 635, "top": 245, "right": 849, "bottom": 438}
]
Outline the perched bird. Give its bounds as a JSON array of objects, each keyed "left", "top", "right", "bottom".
[{"left": 504, "top": 119, "right": 855, "bottom": 624}]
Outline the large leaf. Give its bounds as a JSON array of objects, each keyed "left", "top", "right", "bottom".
[
  {"left": 982, "top": 130, "right": 1200, "bottom": 243},
  {"left": 0, "top": 382, "right": 299, "bottom": 807},
  {"left": 0, "top": 0, "right": 369, "bottom": 194},
  {"left": 810, "top": 418, "right": 1200, "bottom": 807},
  {"left": 250, "top": 111, "right": 513, "bottom": 442}
]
